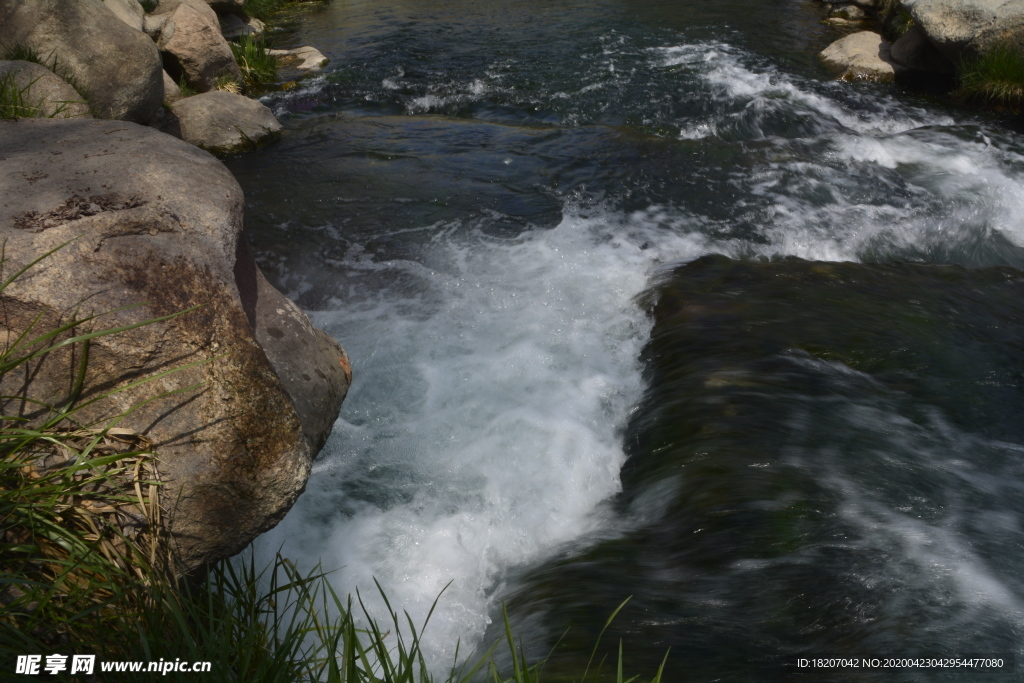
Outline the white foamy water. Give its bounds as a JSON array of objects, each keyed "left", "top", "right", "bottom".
[
  {"left": 246, "top": 24, "right": 1024, "bottom": 671},
  {"left": 253, "top": 209, "right": 711, "bottom": 666}
]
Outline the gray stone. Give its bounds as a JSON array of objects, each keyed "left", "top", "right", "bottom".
[
  {"left": 0, "top": 60, "right": 91, "bottom": 119},
  {"left": 103, "top": 0, "right": 145, "bottom": 32},
  {"left": 0, "top": 118, "right": 349, "bottom": 571},
  {"left": 903, "top": 0, "right": 1024, "bottom": 64},
  {"left": 267, "top": 46, "right": 330, "bottom": 72},
  {"left": 164, "top": 90, "right": 282, "bottom": 154},
  {"left": 157, "top": 0, "right": 243, "bottom": 92},
  {"left": 819, "top": 31, "right": 902, "bottom": 81},
  {"left": 890, "top": 24, "right": 956, "bottom": 72},
  {"left": 0, "top": 0, "right": 163, "bottom": 123}
]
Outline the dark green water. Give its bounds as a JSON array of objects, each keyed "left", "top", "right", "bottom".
[{"left": 229, "top": 1, "right": 1024, "bottom": 679}]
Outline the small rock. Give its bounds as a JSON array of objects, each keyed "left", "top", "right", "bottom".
[
  {"left": 0, "top": 61, "right": 91, "bottom": 119},
  {"left": 165, "top": 90, "right": 282, "bottom": 154},
  {"left": 267, "top": 46, "right": 330, "bottom": 72},
  {"left": 819, "top": 31, "right": 901, "bottom": 82}
]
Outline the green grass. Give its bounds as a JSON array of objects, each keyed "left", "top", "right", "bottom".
[
  {"left": 231, "top": 34, "right": 279, "bottom": 85},
  {"left": 956, "top": 43, "right": 1024, "bottom": 108},
  {"left": 176, "top": 73, "right": 198, "bottom": 98},
  {"left": 0, "top": 43, "right": 91, "bottom": 113},
  {"left": 0, "top": 70, "right": 42, "bottom": 119},
  {"left": 0, "top": 244, "right": 669, "bottom": 682}
]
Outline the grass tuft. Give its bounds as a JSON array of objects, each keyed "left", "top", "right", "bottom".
[
  {"left": 177, "top": 73, "right": 198, "bottom": 98},
  {"left": 1, "top": 43, "right": 91, "bottom": 113},
  {"left": 956, "top": 43, "right": 1024, "bottom": 108},
  {"left": 0, "top": 70, "right": 43, "bottom": 119},
  {"left": 231, "top": 34, "right": 278, "bottom": 85}
]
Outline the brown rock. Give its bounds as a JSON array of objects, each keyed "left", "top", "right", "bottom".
[{"left": 0, "top": 119, "right": 349, "bottom": 571}]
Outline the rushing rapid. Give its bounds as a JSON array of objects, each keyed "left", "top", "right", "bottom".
[{"left": 228, "top": 0, "right": 1024, "bottom": 677}]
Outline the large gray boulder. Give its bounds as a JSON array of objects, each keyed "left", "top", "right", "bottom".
[
  {"left": 0, "top": 61, "right": 92, "bottom": 119},
  {"left": 0, "top": 119, "right": 350, "bottom": 571},
  {"left": 156, "top": 0, "right": 243, "bottom": 91},
  {"left": 164, "top": 90, "right": 283, "bottom": 154},
  {"left": 819, "top": 31, "right": 903, "bottom": 81},
  {"left": 0, "top": 0, "right": 163, "bottom": 123},
  {"left": 902, "top": 0, "right": 1024, "bottom": 63}
]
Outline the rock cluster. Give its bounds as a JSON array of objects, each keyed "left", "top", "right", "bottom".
[
  {"left": 0, "top": 3, "right": 348, "bottom": 572},
  {"left": 816, "top": 0, "right": 1021, "bottom": 84},
  {"left": 0, "top": 119, "right": 351, "bottom": 572},
  {"left": 0, "top": 0, "right": 331, "bottom": 154}
]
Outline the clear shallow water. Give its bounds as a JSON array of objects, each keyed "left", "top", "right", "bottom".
[{"left": 227, "top": 0, "right": 1024, "bottom": 677}]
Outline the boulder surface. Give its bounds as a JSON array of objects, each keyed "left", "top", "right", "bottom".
[
  {"left": 164, "top": 90, "right": 283, "bottom": 154},
  {"left": 902, "top": 0, "right": 1024, "bottom": 63},
  {"left": 157, "top": 0, "right": 243, "bottom": 91},
  {"left": 0, "top": 119, "right": 350, "bottom": 571},
  {"left": 0, "top": 0, "right": 163, "bottom": 122}
]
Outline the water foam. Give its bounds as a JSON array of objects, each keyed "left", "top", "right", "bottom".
[{"left": 253, "top": 208, "right": 710, "bottom": 667}]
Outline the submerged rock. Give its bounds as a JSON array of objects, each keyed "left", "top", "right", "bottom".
[
  {"left": 819, "top": 30, "right": 901, "bottom": 81},
  {"left": 267, "top": 46, "right": 330, "bottom": 72},
  {"left": 163, "top": 90, "right": 283, "bottom": 154},
  {"left": 0, "top": 60, "right": 92, "bottom": 119},
  {"left": 0, "top": 0, "right": 163, "bottom": 122},
  {"left": 0, "top": 119, "right": 350, "bottom": 571},
  {"left": 504, "top": 255, "right": 1024, "bottom": 678}
]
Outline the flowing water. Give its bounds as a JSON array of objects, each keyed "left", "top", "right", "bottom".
[{"left": 227, "top": 0, "right": 1024, "bottom": 678}]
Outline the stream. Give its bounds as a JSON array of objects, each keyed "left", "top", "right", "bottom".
[{"left": 225, "top": 0, "right": 1024, "bottom": 679}]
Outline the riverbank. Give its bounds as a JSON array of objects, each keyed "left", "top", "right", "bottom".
[{"left": 816, "top": 0, "right": 1024, "bottom": 113}]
